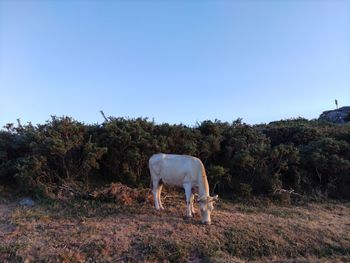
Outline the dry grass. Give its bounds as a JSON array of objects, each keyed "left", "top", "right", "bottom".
[{"left": 0, "top": 193, "right": 349, "bottom": 263}]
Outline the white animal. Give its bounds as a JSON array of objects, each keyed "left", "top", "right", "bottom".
[{"left": 149, "top": 153, "right": 218, "bottom": 224}]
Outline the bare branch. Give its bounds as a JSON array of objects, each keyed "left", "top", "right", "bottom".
[
  {"left": 100, "top": 110, "right": 108, "bottom": 122},
  {"left": 16, "top": 118, "right": 22, "bottom": 127},
  {"left": 163, "top": 195, "right": 183, "bottom": 200}
]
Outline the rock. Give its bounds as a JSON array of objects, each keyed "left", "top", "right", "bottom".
[
  {"left": 19, "top": 197, "right": 35, "bottom": 207},
  {"left": 319, "top": 106, "right": 350, "bottom": 124}
]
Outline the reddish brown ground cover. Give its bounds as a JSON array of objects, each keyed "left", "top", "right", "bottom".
[{"left": 0, "top": 192, "right": 349, "bottom": 263}]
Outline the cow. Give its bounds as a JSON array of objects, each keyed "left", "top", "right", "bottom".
[{"left": 149, "top": 153, "right": 218, "bottom": 224}]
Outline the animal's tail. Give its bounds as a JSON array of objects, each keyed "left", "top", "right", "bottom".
[
  {"left": 200, "top": 161, "right": 210, "bottom": 195},
  {"left": 149, "top": 163, "right": 153, "bottom": 189},
  {"left": 149, "top": 177, "right": 153, "bottom": 189},
  {"left": 149, "top": 154, "right": 162, "bottom": 187}
]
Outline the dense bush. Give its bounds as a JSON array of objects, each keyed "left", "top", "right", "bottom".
[
  {"left": 0, "top": 116, "right": 349, "bottom": 200},
  {"left": 1, "top": 117, "right": 107, "bottom": 197}
]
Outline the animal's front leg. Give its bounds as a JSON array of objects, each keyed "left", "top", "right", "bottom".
[
  {"left": 183, "top": 183, "right": 193, "bottom": 217},
  {"left": 190, "top": 193, "right": 196, "bottom": 215}
]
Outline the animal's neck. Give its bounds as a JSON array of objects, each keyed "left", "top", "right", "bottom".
[{"left": 198, "top": 163, "right": 210, "bottom": 198}]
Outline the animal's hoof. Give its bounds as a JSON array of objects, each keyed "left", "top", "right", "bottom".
[{"left": 202, "top": 221, "right": 211, "bottom": 225}]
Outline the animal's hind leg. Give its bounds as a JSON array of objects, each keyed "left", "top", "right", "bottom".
[
  {"left": 152, "top": 178, "right": 161, "bottom": 210},
  {"left": 157, "top": 183, "right": 164, "bottom": 210}
]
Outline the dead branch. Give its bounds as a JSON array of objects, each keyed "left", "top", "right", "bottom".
[
  {"left": 58, "top": 184, "right": 85, "bottom": 197},
  {"left": 163, "top": 195, "right": 184, "bottom": 200},
  {"left": 16, "top": 118, "right": 22, "bottom": 127},
  {"left": 274, "top": 188, "right": 303, "bottom": 197},
  {"left": 100, "top": 110, "right": 108, "bottom": 122}
]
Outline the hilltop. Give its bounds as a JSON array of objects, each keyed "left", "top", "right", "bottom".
[{"left": 319, "top": 106, "right": 350, "bottom": 124}]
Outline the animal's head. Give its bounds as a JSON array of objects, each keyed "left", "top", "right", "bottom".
[{"left": 197, "top": 195, "right": 219, "bottom": 225}]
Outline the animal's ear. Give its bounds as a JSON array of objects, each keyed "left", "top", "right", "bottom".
[
  {"left": 194, "top": 193, "right": 201, "bottom": 203},
  {"left": 209, "top": 195, "right": 219, "bottom": 202},
  {"left": 197, "top": 195, "right": 208, "bottom": 203}
]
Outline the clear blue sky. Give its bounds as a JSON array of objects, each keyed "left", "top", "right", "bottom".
[{"left": 1, "top": 0, "right": 349, "bottom": 127}]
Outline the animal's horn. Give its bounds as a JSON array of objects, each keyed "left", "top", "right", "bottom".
[{"left": 209, "top": 195, "right": 219, "bottom": 202}]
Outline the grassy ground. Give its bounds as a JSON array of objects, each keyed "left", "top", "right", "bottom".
[{"left": 0, "top": 194, "right": 349, "bottom": 262}]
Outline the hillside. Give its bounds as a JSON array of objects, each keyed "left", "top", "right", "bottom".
[{"left": 1, "top": 195, "right": 349, "bottom": 262}]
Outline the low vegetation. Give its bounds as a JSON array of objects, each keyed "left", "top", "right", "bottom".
[
  {"left": 0, "top": 195, "right": 349, "bottom": 262},
  {"left": 1, "top": 116, "right": 349, "bottom": 200}
]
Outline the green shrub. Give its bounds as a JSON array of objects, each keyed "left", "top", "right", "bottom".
[
  {"left": 1, "top": 116, "right": 349, "bottom": 200},
  {"left": 6, "top": 117, "right": 107, "bottom": 197}
]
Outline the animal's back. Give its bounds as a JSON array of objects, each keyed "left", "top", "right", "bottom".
[{"left": 149, "top": 153, "right": 202, "bottom": 186}]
